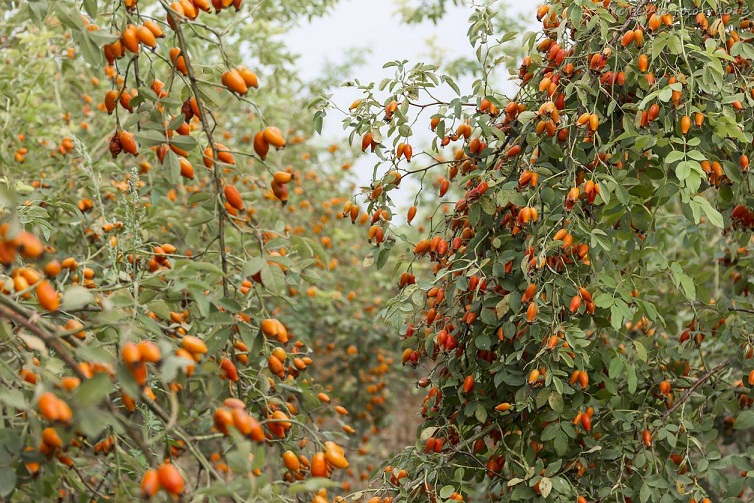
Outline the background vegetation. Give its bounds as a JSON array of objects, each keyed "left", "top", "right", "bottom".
[{"left": 2, "top": 1, "right": 754, "bottom": 502}]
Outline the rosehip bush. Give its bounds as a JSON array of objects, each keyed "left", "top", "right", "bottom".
[
  {"left": 325, "top": 0, "right": 754, "bottom": 501},
  {"left": 0, "top": 1, "right": 405, "bottom": 501}
]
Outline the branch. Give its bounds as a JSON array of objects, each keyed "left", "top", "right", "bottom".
[
  {"left": 609, "top": 0, "right": 651, "bottom": 46},
  {"left": 0, "top": 294, "right": 234, "bottom": 495},
  {"left": 448, "top": 423, "right": 496, "bottom": 457},
  {"left": 659, "top": 359, "right": 729, "bottom": 423},
  {"left": 161, "top": 1, "right": 229, "bottom": 296},
  {"left": 729, "top": 307, "right": 754, "bottom": 315},
  {"left": 72, "top": 465, "right": 109, "bottom": 499},
  {"left": 408, "top": 100, "right": 475, "bottom": 109},
  {"left": 0, "top": 296, "right": 155, "bottom": 464}
]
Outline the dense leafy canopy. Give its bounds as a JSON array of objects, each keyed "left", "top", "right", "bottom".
[
  {"left": 0, "top": 1, "right": 403, "bottom": 501},
  {"left": 332, "top": 0, "right": 754, "bottom": 501},
  {"left": 3, "top": 0, "right": 754, "bottom": 502}
]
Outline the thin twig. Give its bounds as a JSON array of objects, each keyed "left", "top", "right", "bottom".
[
  {"left": 729, "top": 307, "right": 754, "bottom": 315},
  {"left": 72, "top": 465, "right": 109, "bottom": 499},
  {"left": 659, "top": 360, "right": 729, "bottom": 423},
  {"left": 609, "top": 0, "right": 651, "bottom": 47}
]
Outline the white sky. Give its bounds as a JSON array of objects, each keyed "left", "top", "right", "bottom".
[
  {"left": 289, "top": 1, "right": 474, "bottom": 82},
  {"left": 286, "top": 0, "right": 536, "bottom": 200}
]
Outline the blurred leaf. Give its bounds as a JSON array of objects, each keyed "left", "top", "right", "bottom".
[
  {"left": 73, "top": 373, "right": 111, "bottom": 408},
  {"left": 288, "top": 478, "right": 340, "bottom": 494},
  {"left": 62, "top": 286, "right": 93, "bottom": 310},
  {"left": 0, "top": 466, "right": 16, "bottom": 497},
  {"left": 735, "top": 410, "right": 754, "bottom": 430},
  {"left": 0, "top": 389, "right": 27, "bottom": 410}
]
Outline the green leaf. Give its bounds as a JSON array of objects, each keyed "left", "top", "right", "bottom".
[
  {"left": 545, "top": 460, "right": 562, "bottom": 477},
  {"left": 77, "top": 409, "right": 113, "bottom": 438},
  {"left": 177, "top": 260, "right": 224, "bottom": 276},
  {"left": 133, "top": 130, "right": 167, "bottom": 148},
  {"left": 693, "top": 196, "right": 724, "bottom": 228},
  {"left": 167, "top": 114, "right": 188, "bottom": 131},
  {"left": 148, "top": 300, "right": 172, "bottom": 321},
  {"left": 676, "top": 161, "right": 694, "bottom": 181},
  {"left": 73, "top": 373, "right": 111, "bottom": 408},
  {"left": 0, "top": 389, "right": 27, "bottom": 410},
  {"left": 288, "top": 478, "right": 340, "bottom": 494},
  {"left": 313, "top": 111, "right": 324, "bottom": 135},
  {"left": 627, "top": 364, "right": 637, "bottom": 394},
  {"left": 53, "top": 4, "right": 85, "bottom": 30},
  {"left": 536, "top": 388, "right": 550, "bottom": 409},
  {"left": 608, "top": 356, "right": 623, "bottom": 379},
  {"left": 170, "top": 134, "right": 198, "bottom": 152},
  {"left": 165, "top": 150, "right": 181, "bottom": 185},
  {"left": 76, "top": 344, "right": 115, "bottom": 366},
  {"left": 87, "top": 29, "right": 119, "bottom": 46},
  {"left": 242, "top": 257, "right": 266, "bottom": 278},
  {"left": 553, "top": 430, "right": 568, "bottom": 456},
  {"left": 83, "top": 0, "right": 97, "bottom": 18},
  {"left": 475, "top": 332, "right": 491, "bottom": 351},
  {"left": 186, "top": 282, "right": 209, "bottom": 318},
  {"left": 261, "top": 264, "right": 286, "bottom": 295},
  {"left": 187, "top": 191, "right": 211, "bottom": 205},
  {"left": 633, "top": 340, "right": 648, "bottom": 362},
  {"left": 443, "top": 75, "right": 460, "bottom": 96},
  {"left": 0, "top": 466, "right": 16, "bottom": 497},
  {"left": 594, "top": 293, "right": 614, "bottom": 309},
  {"left": 375, "top": 246, "right": 391, "bottom": 270},
  {"left": 658, "top": 87, "right": 672, "bottom": 102},
  {"left": 75, "top": 32, "right": 104, "bottom": 68},
  {"left": 665, "top": 150, "right": 685, "bottom": 165},
  {"left": 670, "top": 262, "right": 696, "bottom": 301},
  {"left": 440, "top": 486, "right": 456, "bottom": 499},
  {"left": 542, "top": 422, "right": 559, "bottom": 441},
  {"left": 475, "top": 403, "right": 488, "bottom": 423},
  {"left": 305, "top": 237, "right": 329, "bottom": 265},
  {"left": 548, "top": 392, "right": 564, "bottom": 413},
  {"left": 734, "top": 410, "right": 754, "bottom": 429},
  {"left": 591, "top": 230, "right": 612, "bottom": 251},
  {"left": 62, "top": 286, "right": 93, "bottom": 310},
  {"left": 640, "top": 482, "right": 652, "bottom": 503},
  {"left": 160, "top": 355, "right": 186, "bottom": 383},
  {"left": 609, "top": 304, "right": 624, "bottom": 330},
  {"left": 516, "top": 111, "right": 537, "bottom": 124}
]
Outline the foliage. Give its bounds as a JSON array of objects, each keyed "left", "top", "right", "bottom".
[
  {"left": 329, "top": 0, "right": 754, "bottom": 501},
  {"left": 394, "top": 0, "right": 468, "bottom": 24},
  {"left": 0, "top": 1, "right": 404, "bottom": 501}
]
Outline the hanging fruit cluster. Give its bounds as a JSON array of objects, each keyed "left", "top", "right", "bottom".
[{"left": 0, "top": 1, "right": 409, "bottom": 501}]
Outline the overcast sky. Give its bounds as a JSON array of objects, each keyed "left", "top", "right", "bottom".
[
  {"left": 288, "top": 0, "right": 535, "bottom": 80},
  {"left": 286, "top": 0, "right": 536, "bottom": 199},
  {"left": 287, "top": 0, "right": 535, "bottom": 123},
  {"left": 289, "top": 1, "right": 474, "bottom": 82}
]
